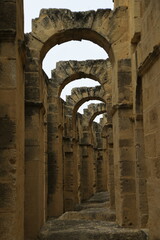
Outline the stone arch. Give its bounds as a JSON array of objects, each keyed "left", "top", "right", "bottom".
[
  {"left": 83, "top": 103, "right": 107, "bottom": 127},
  {"left": 25, "top": 7, "right": 129, "bottom": 105},
  {"left": 65, "top": 86, "right": 106, "bottom": 117},
  {"left": 50, "top": 59, "right": 112, "bottom": 97},
  {"left": 28, "top": 9, "right": 114, "bottom": 62},
  {"left": 80, "top": 103, "right": 107, "bottom": 141}
]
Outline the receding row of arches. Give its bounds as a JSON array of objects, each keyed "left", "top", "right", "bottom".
[
  {"left": 2, "top": 1, "right": 160, "bottom": 239},
  {"left": 24, "top": 9, "right": 114, "bottom": 238},
  {"left": 24, "top": 6, "right": 148, "bottom": 240}
]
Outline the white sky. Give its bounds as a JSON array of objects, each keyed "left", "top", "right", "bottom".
[{"left": 24, "top": 0, "right": 113, "bottom": 120}]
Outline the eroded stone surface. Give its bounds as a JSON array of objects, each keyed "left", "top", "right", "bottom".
[{"left": 38, "top": 219, "right": 148, "bottom": 240}]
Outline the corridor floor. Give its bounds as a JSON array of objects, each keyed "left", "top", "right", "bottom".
[{"left": 38, "top": 192, "right": 148, "bottom": 240}]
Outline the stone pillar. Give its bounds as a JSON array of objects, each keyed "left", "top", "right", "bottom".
[
  {"left": 0, "top": 1, "right": 24, "bottom": 239},
  {"left": 47, "top": 85, "right": 63, "bottom": 217},
  {"left": 101, "top": 130, "right": 108, "bottom": 192},
  {"left": 63, "top": 136, "right": 74, "bottom": 211},
  {"left": 88, "top": 144, "right": 96, "bottom": 195},
  {"left": 80, "top": 122, "right": 96, "bottom": 201},
  {"left": 106, "top": 124, "right": 115, "bottom": 209},
  {"left": 25, "top": 102, "right": 46, "bottom": 239},
  {"left": 94, "top": 123, "right": 104, "bottom": 193},
  {"left": 63, "top": 112, "right": 79, "bottom": 211},
  {"left": 134, "top": 113, "right": 148, "bottom": 227},
  {"left": 73, "top": 138, "right": 81, "bottom": 204},
  {"left": 113, "top": 59, "right": 138, "bottom": 227},
  {"left": 25, "top": 55, "right": 47, "bottom": 238},
  {"left": 79, "top": 144, "right": 91, "bottom": 201}
]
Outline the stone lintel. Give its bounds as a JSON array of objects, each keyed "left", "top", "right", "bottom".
[{"left": 138, "top": 44, "right": 160, "bottom": 76}]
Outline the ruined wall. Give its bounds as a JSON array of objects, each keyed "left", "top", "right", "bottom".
[
  {"left": 25, "top": 26, "right": 48, "bottom": 240},
  {"left": 130, "top": 0, "right": 160, "bottom": 238},
  {"left": 0, "top": 0, "right": 24, "bottom": 239},
  {"left": 1, "top": 1, "right": 160, "bottom": 239}
]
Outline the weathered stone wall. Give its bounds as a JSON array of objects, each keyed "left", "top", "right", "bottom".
[
  {"left": 25, "top": 27, "right": 48, "bottom": 240},
  {"left": 129, "top": 0, "right": 160, "bottom": 238},
  {"left": 1, "top": 1, "right": 160, "bottom": 239},
  {"left": 47, "top": 83, "right": 64, "bottom": 217},
  {"left": 0, "top": 0, "right": 24, "bottom": 240}
]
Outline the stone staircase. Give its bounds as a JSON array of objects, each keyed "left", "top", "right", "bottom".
[{"left": 38, "top": 192, "right": 148, "bottom": 240}]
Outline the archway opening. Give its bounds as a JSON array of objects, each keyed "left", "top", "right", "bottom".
[
  {"left": 93, "top": 113, "right": 105, "bottom": 123},
  {"left": 61, "top": 79, "right": 100, "bottom": 100},
  {"left": 43, "top": 40, "right": 108, "bottom": 77},
  {"left": 78, "top": 100, "right": 104, "bottom": 113}
]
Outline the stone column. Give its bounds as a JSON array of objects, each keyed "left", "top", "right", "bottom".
[
  {"left": 113, "top": 59, "right": 138, "bottom": 227},
  {"left": 134, "top": 113, "right": 148, "bottom": 227},
  {"left": 24, "top": 57, "right": 47, "bottom": 238},
  {"left": 63, "top": 135, "right": 74, "bottom": 211},
  {"left": 106, "top": 124, "right": 115, "bottom": 209},
  {"left": 94, "top": 123, "right": 104, "bottom": 193},
  {"left": 101, "top": 130, "right": 108, "bottom": 192},
  {"left": 79, "top": 122, "right": 96, "bottom": 201},
  {"left": 73, "top": 138, "right": 81, "bottom": 204},
  {"left": 47, "top": 85, "right": 63, "bottom": 217},
  {"left": 0, "top": 1, "right": 24, "bottom": 239},
  {"left": 63, "top": 112, "right": 79, "bottom": 211}
]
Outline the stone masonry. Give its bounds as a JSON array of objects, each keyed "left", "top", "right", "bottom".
[{"left": 0, "top": 0, "right": 160, "bottom": 240}]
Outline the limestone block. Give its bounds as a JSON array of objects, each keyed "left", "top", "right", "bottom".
[
  {"left": 119, "top": 147, "right": 134, "bottom": 161},
  {"left": 0, "top": 214, "right": 15, "bottom": 240},
  {"left": 144, "top": 133, "right": 156, "bottom": 158},
  {"left": 0, "top": 59, "right": 16, "bottom": 88},
  {"left": 0, "top": 182, "right": 16, "bottom": 209},
  {"left": 25, "top": 72, "right": 39, "bottom": 87},
  {"left": 119, "top": 161, "right": 135, "bottom": 178},
  {"left": 0, "top": 42, "right": 15, "bottom": 57},
  {"left": 25, "top": 57, "right": 39, "bottom": 72},
  {"left": 0, "top": 90, "right": 16, "bottom": 119},
  {"left": 25, "top": 145, "right": 41, "bottom": 162},
  {"left": 0, "top": 149, "right": 16, "bottom": 181},
  {"left": 120, "top": 178, "right": 136, "bottom": 194},
  {"left": 0, "top": 115, "right": 16, "bottom": 149},
  {"left": 0, "top": 1, "right": 16, "bottom": 30}
]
